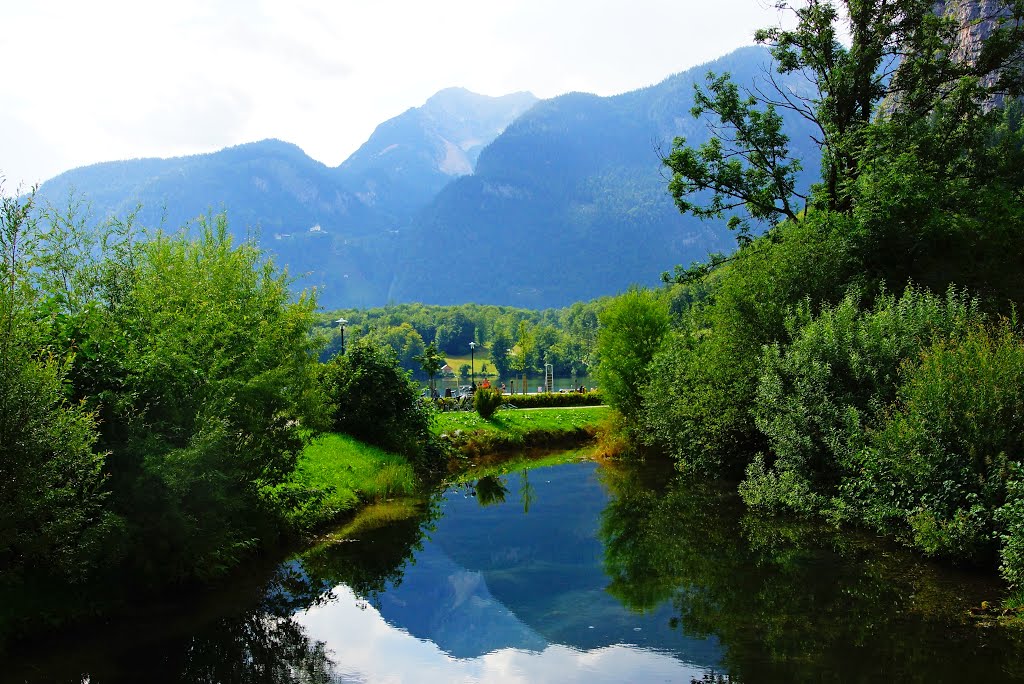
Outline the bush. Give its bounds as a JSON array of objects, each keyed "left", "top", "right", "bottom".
[
  {"left": 594, "top": 288, "right": 669, "bottom": 422},
  {"left": 95, "top": 217, "right": 322, "bottom": 582},
  {"left": 746, "top": 285, "right": 982, "bottom": 514},
  {"left": 474, "top": 387, "right": 503, "bottom": 419},
  {"left": 641, "top": 211, "right": 861, "bottom": 476},
  {"left": 501, "top": 391, "right": 603, "bottom": 408},
  {"left": 852, "top": 322, "right": 1024, "bottom": 560},
  {"left": 320, "top": 338, "right": 431, "bottom": 458}
]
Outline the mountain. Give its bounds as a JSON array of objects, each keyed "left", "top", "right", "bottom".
[
  {"left": 391, "top": 46, "right": 821, "bottom": 307},
  {"left": 32, "top": 47, "right": 822, "bottom": 309},
  {"left": 337, "top": 88, "right": 538, "bottom": 224},
  {"left": 32, "top": 89, "right": 536, "bottom": 308}
]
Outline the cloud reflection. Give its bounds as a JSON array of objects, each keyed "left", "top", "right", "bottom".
[{"left": 297, "top": 586, "right": 707, "bottom": 683}]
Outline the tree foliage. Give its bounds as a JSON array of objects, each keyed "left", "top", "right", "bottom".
[
  {"left": 664, "top": 0, "right": 1024, "bottom": 240},
  {"left": 320, "top": 338, "right": 431, "bottom": 458},
  {"left": 0, "top": 188, "right": 121, "bottom": 585},
  {"left": 631, "top": 0, "right": 1024, "bottom": 587},
  {"left": 594, "top": 288, "right": 670, "bottom": 422}
]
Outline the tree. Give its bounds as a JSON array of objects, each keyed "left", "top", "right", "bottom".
[
  {"left": 320, "top": 338, "right": 430, "bottom": 456},
  {"left": 489, "top": 329, "right": 512, "bottom": 379},
  {"left": 415, "top": 342, "right": 445, "bottom": 395},
  {"left": 595, "top": 288, "right": 670, "bottom": 422},
  {"left": 663, "top": 0, "right": 1024, "bottom": 239},
  {"left": 0, "top": 186, "right": 120, "bottom": 584},
  {"left": 94, "top": 215, "right": 322, "bottom": 581},
  {"left": 374, "top": 323, "right": 425, "bottom": 372},
  {"left": 434, "top": 311, "right": 474, "bottom": 354}
]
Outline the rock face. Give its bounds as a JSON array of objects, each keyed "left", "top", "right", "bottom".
[{"left": 932, "top": 0, "right": 1022, "bottom": 108}]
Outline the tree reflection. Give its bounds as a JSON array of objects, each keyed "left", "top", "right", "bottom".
[
  {"left": 175, "top": 497, "right": 442, "bottom": 683},
  {"left": 598, "top": 463, "right": 1024, "bottom": 682},
  {"left": 175, "top": 613, "right": 334, "bottom": 684},
  {"left": 474, "top": 475, "right": 509, "bottom": 507}
]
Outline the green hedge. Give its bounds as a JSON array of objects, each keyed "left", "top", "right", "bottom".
[
  {"left": 501, "top": 391, "right": 604, "bottom": 408},
  {"left": 426, "top": 390, "right": 604, "bottom": 412}
]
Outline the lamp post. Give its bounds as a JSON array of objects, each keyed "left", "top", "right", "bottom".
[
  {"left": 335, "top": 317, "right": 348, "bottom": 355},
  {"left": 469, "top": 341, "right": 476, "bottom": 388}
]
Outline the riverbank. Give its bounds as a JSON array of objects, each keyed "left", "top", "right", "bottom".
[
  {"left": 280, "top": 405, "right": 612, "bottom": 535},
  {"left": 432, "top": 405, "right": 612, "bottom": 458}
]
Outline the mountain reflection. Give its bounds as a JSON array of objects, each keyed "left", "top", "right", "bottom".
[{"left": 11, "top": 458, "right": 1024, "bottom": 683}]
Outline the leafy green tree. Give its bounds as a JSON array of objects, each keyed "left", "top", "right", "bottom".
[
  {"left": 640, "top": 211, "right": 858, "bottom": 475},
  {"left": 434, "top": 311, "right": 474, "bottom": 354},
  {"left": 320, "top": 338, "right": 431, "bottom": 457},
  {"left": 113, "top": 217, "right": 320, "bottom": 580},
  {"left": 664, "top": 0, "right": 1024, "bottom": 236},
  {"left": 663, "top": 72, "right": 805, "bottom": 240},
  {"left": 489, "top": 329, "right": 512, "bottom": 379},
  {"left": 415, "top": 342, "right": 445, "bottom": 395},
  {"left": 372, "top": 323, "right": 426, "bottom": 372},
  {"left": 0, "top": 188, "right": 121, "bottom": 585},
  {"left": 594, "top": 288, "right": 670, "bottom": 422}
]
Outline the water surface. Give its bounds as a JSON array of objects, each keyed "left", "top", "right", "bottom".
[{"left": 7, "top": 457, "right": 1024, "bottom": 683}]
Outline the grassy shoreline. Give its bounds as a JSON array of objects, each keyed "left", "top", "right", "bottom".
[
  {"left": 433, "top": 405, "right": 612, "bottom": 457},
  {"left": 287, "top": 406, "right": 613, "bottom": 533}
]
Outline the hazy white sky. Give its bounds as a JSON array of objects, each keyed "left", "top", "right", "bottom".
[{"left": 1, "top": 0, "right": 786, "bottom": 189}]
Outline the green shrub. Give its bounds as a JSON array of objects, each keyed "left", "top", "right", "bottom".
[
  {"left": 595, "top": 288, "right": 669, "bottom": 422},
  {"left": 501, "top": 391, "right": 603, "bottom": 408},
  {"left": 641, "top": 211, "right": 861, "bottom": 476},
  {"left": 320, "top": 339, "right": 431, "bottom": 458},
  {"left": 747, "top": 285, "right": 982, "bottom": 514},
  {"left": 852, "top": 322, "right": 1024, "bottom": 560},
  {"left": 474, "top": 387, "right": 503, "bottom": 419},
  {"left": 997, "top": 472, "right": 1024, "bottom": 587}
]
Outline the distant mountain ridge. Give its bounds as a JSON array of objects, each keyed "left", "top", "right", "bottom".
[
  {"left": 391, "top": 46, "right": 821, "bottom": 306},
  {"left": 32, "top": 89, "right": 536, "bottom": 307},
  {"left": 32, "top": 47, "right": 822, "bottom": 309},
  {"left": 337, "top": 88, "right": 538, "bottom": 227}
]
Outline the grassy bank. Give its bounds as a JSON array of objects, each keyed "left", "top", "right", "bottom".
[
  {"left": 433, "top": 406, "right": 612, "bottom": 457},
  {"left": 281, "top": 406, "right": 612, "bottom": 532},
  {"left": 276, "top": 433, "right": 420, "bottom": 532}
]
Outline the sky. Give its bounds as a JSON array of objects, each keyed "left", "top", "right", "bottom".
[{"left": 1, "top": 0, "right": 789, "bottom": 190}]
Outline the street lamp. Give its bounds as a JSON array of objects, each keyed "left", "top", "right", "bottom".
[
  {"left": 469, "top": 341, "right": 476, "bottom": 387},
  {"left": 335, "top": 317, "right": 348, "bottom": 354}
]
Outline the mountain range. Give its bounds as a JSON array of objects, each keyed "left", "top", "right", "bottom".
[{"left": 32, "top": 46, "right": 821, "bottom": 309}]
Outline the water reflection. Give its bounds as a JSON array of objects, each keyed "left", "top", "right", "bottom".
[
  {"left": 598, "top": 465, "right": 1024, "bottom": 682},
  {"left": 298, "top": 585, "right": 706, "bottom": 683},
  {"left": 8, "top": 457, "right": 1024, "bottom": 683}
]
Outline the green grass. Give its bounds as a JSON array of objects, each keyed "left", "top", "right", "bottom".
[
  {"left": 275, "top": 433, "right": 419, "bottom": 531},
  {"left": 433, "top": 405, "right": 612, "bottom": 456},
  {"left": 443, "top": 352, "right": 496, "bottom": 376}
]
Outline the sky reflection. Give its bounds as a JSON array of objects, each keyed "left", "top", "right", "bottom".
[{"left": 298, "top": 585, "right": 708, "bottom": 684}]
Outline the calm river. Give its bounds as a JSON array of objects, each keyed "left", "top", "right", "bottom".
[{"left": 6, "top": 456, "right": 1024, "bottom": 682}]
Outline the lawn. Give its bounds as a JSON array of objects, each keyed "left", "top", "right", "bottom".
[
  {"left": 433, "top": 405, "right": 611, "bottom": 436},
  {"left": 443, "top": 352, "right": 496, "bottom": 376}
]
